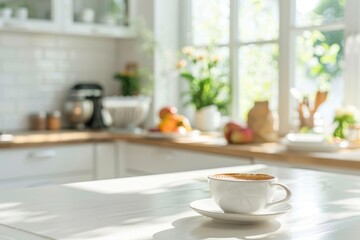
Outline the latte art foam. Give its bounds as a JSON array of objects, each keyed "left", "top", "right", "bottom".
[{"left": 212, "top": 173, "right": 274, "bottom": 181}]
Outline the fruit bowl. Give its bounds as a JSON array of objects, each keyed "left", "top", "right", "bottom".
[
  {"left": 102, "top": 96, "right": 151, "bottom": 129},
  {"left": 152, "top": 106, "right": 193, "bottom": 134}
]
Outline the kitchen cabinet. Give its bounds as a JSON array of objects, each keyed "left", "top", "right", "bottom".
[
  {"left": 0, "top": 0, "right": 62, "bottom": 33},
  {"left": 122, "top": 142, "right": 252, "bottom": 176},
  {"left": 0, "top": 143, "right": 95, "bottom": 189},
  {"left": 0, "top": 144, "right": 94, "bottom": 179},
  {"left": 0, "top": 0, "right": 135, "bottom": 38},
  {"left": 64, "top": 0, "right": 135, "bottom": 38},
  {"left": 0, "top": 142, "right": 121, "bottom": 189}
]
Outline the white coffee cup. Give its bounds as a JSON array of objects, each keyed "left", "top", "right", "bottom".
[{"left": 208, "top": 173, "right": 291, "bottom": 214}]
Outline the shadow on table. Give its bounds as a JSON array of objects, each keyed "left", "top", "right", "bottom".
[{"left": 153, "top": 216, "right": 281, "bottom": 239}]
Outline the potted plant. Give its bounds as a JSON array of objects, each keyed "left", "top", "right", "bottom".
[
  {"left": 177, "top": 46, "right": 230, "bottom": 131},
  {"left": 333, "top": 106, "right": 358, "bottom": 139},
  {"left": 114, "top": 62, "right": 141, "bottom": 96}
]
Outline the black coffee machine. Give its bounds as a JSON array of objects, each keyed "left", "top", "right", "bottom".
[{"left": 71, "top": 83, "right": 106, "bottom": 129}]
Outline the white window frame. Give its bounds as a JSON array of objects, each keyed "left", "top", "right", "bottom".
[{"left": 182, "top": 0, "right": 360, "bottom": 135}]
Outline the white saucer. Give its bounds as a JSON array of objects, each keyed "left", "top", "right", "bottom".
[{"left": 190, "top": 198, "right": 292, "bottom": 224}]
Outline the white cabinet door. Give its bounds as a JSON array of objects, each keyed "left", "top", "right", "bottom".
[
  {"left": 0, "top": 144, "right": 94, "bottom": 180},
  {"left": 63, "top": 0, "right": 135, "bottom": 38},
  {"left": 0, "top": 0, "right": 62, "bottom": 33},
  {"left": 94, "top": 142, "right": 117, "bottom": 180},
  {"left": 0, "top": 0, "right": 135, "bottom": 38},
  {"left": 124, "top": 143, "right": 252, "bottom": 175},
  {"left": 0, "top": 143, "right": 94, "bottom": 189}
]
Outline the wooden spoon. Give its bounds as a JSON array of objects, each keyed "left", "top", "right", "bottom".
[{"left": 313, "top": 91, "right": 328, "bottom": 114}]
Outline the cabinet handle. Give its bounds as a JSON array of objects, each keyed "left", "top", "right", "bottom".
[{"left": 28, "top": 150, "right": 56, "bottom": 159}]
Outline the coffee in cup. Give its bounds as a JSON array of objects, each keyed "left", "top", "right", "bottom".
[{"left": 208, "top": 173, "right": 291, "bottom": 214}]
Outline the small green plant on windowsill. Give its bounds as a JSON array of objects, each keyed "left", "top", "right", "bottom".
[
  {"left": 114, "top": 62, "right": 140, "bottom": 96},
  {"left": 333, "top": 106, "right": 358, "bottom": 139},
  {"left": 114, "top": 62, "right": 153, "bottom": 96},
  {"left": 114, "top": 71, "right": 140, "bottom": 96}
]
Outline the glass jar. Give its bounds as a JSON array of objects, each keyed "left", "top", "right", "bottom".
[
  {"left": 46, "top": 111, "right": 62, "bottom": 130},
  {"left": 30, "top": 112, "right": 47, "bottom": 131}
]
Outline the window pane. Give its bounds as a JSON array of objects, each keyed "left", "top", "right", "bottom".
[
  {"left": 295, "top": 0, "right": 345, "bottom": 27},
  {"left": 73, "top": 0, "right": 129, "bottom": 26},
  {"left": 295, "top": 30, "right": 344, "bottom": 127},
  {"left": 238, "top": 44, "right": 279, "bottom": 120},
  {"left": 191, "top": 0, "right": 230, "bottom": 45},
  {"left": 238, "top": 0, "right": 279, "bottom": 42},
  {"left": 214, "top": 47, "right": 230, "bottom": 114}
]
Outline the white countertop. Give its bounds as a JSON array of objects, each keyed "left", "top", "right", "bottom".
[{"left": 0, "top": 164, "right": 360, "bottom": 240}]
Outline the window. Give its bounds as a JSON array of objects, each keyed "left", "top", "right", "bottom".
[{"left": 185, "top": 0, "right": 354, "bottom": 134}]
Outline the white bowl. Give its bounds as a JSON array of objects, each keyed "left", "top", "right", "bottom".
[{"left": 102, "top": 96, "right": 151, "bottom": 129}]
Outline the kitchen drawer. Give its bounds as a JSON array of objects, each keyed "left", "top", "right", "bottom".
[
  {"left": 0, "top": 144, "right": 94, "bottom": 180},
  {"left": 125, "top": 143, "right": 251, "bottom": 174}
]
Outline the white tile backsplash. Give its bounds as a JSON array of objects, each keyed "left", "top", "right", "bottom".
[{"left": 0, "top": 32, "right": 120, "bottom": 131}]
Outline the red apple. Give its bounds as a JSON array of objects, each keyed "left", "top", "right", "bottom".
[
  {"left": 159, "top": 106, "right": 177, "bottom": 120},
  {"left": 223, "top": 121, "right": 244, "bottom": 142},
  {"left": 229, "top": 128, "right": 253, "bottom": 144}
]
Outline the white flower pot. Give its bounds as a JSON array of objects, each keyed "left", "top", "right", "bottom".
[{"left": 195, "top": 105, "right": 221, "bottom": 132}]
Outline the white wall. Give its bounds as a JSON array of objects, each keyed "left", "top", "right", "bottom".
[{"left": 0, "top": 32, "right": 119, "bottom": 130}]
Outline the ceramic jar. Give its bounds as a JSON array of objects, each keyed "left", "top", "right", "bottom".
[
  {"left": 247, "top": 101, "right": 278, "bottom": 142},
  {"left": 194, "top": 105, "right": 221, "bottom": 132}
]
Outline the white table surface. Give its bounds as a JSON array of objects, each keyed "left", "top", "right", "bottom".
[{"left": 0, "top": 164, "right": 360, "bottom": 240}]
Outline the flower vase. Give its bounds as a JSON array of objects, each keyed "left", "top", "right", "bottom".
[
  {"left": 247, "top": 101, "right": 278, "bottom": 143},
  {"left": 194, "top": 105, "right": 221, "bottom": 132}
]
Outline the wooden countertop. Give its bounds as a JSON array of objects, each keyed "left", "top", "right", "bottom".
[
  {"left": 1, "top": 130, "right": 360, "bottom": 172},
  {"left": 0, "top": 165, "right": 360, "bottom": 239}
]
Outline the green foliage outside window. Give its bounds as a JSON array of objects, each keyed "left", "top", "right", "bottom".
[{"left": 298, "top": 0, "right": 345, "bottom": 89}]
